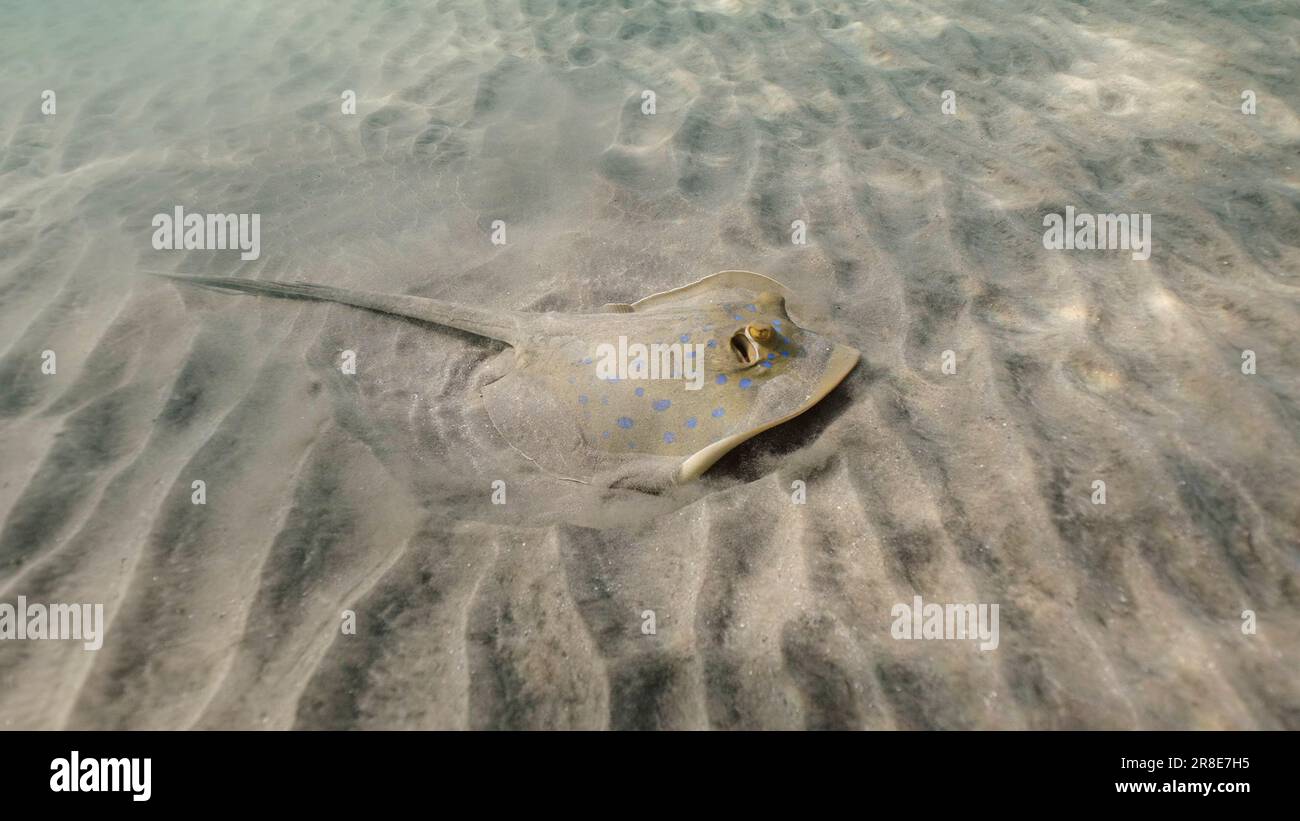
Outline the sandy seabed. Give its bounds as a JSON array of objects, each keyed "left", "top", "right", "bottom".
[{"left": 0, "top": 0, "right": 1297, "bottom": 729}]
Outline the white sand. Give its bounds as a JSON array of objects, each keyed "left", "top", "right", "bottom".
[{"left": 0, "top": 0, "right": 1297, "bottom": 728}]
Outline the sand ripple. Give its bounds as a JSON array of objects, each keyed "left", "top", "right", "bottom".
[{"left": 0, "top": 0, "right": 1296, "bottom": 728}]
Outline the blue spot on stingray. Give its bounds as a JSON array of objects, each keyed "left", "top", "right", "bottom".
[
  {"left": 634, "top": 387, "right": 645, "bottom": 397},
  {"left": 578, "top": 395, "right": 588, "bottom": 405},
  {"left": 715, "top": 374, "right": 727, "bottom": 385},
  {"left": 601, "top": 431, "right": 610, "bottom": 439},
  {"left": 711, "top": 407, "right": 725, "bottom": 418},
  {"left": 652, "top": 399, "right": 671, "bottom": 411},
  {"left": 685, "top": 417, "right": 698, "bottom": 429},
  {"left": 746, "top": 304, "right": 757, "bottom": 312},
  {"left": 733, "top": 315, "right": 743, "bottom": 321},
  {"left": 772, "top": 319, "right": 782, "bottom": 328},
  {"left": 680, "top": 334, "right": 689, "bottom": 343},
  {"left": 617, "top": 417, "right": 634, "bottom": 429},
  {"left": 739, "top": 378, "right": 753, "bottom": 389},
  {"left": 759, "top": 361, "right": 772, "bottom": 368},
  {"left": 663, "top": 432, "right": 676, "bottom": 444},
  {"left": 781, "top": 350, "right": 789, "bottom": 357},
  {"left": 687, "top": 349, "right": 696, "bottom": 358},
  {"left": 767, "top": 353, "right": 776, "bottom": 360},
  {"left": 707, "top": 339, "right": 717, "bottom": 348},
  {"left": 581, "top": 357, "right": 593, "bottom": 365}
]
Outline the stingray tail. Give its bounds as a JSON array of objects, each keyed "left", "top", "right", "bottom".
[{"left": 153, "top": 274, "right": 520, "bottom": 345}]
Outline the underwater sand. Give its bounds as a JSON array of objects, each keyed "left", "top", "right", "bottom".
[{"left": 0, "top": 0, "right": 1297, "bottom": 728}]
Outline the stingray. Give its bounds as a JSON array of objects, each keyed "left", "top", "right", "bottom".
[{"left": 157, "top": 270, "right": 859, "bottom": 489}]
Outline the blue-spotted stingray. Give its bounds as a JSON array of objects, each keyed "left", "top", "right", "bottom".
[{"left": 159, "top": 270, "right": 860, "bottom": 489}]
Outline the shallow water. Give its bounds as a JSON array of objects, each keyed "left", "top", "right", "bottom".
[{"left": 0, "top": 0, "right": 1297, "bottom": 728}]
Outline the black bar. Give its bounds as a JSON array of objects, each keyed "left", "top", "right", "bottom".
[{"left": 2, "top": 731, "right": 1283, "bottom": 808}]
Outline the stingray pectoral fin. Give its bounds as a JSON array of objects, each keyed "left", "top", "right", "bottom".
[
  {"left": 674, "top": 342, "right": 860, "bottom": 483},
  {"left": 630, "top": 270, "right": 794, "bottom": 311},
  {"left": 481, "top": 369, "right": 599, "bottom": 481},
  {"left": 152, "top": 273, "right": 523, "bottom": 345}
]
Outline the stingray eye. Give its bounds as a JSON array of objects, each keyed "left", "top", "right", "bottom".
[
  {"left": 747, "top": 322, "right": 775, "bottom": 345},
  {"left": 729, "top": 329, "right": 760, "bottom": 366}
]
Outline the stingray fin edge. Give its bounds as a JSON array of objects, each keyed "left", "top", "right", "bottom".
[{"left": 674, "top": 343, "right": 860, "bottom": 483}]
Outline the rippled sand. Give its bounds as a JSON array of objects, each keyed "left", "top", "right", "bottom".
[{"left": 0, "top": 0, "right": 1297, "bottom": 729}]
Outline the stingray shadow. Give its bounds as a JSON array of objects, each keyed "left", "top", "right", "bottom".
[{"left": 703, "top": 358, "right": 883, "bottom": 484}]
